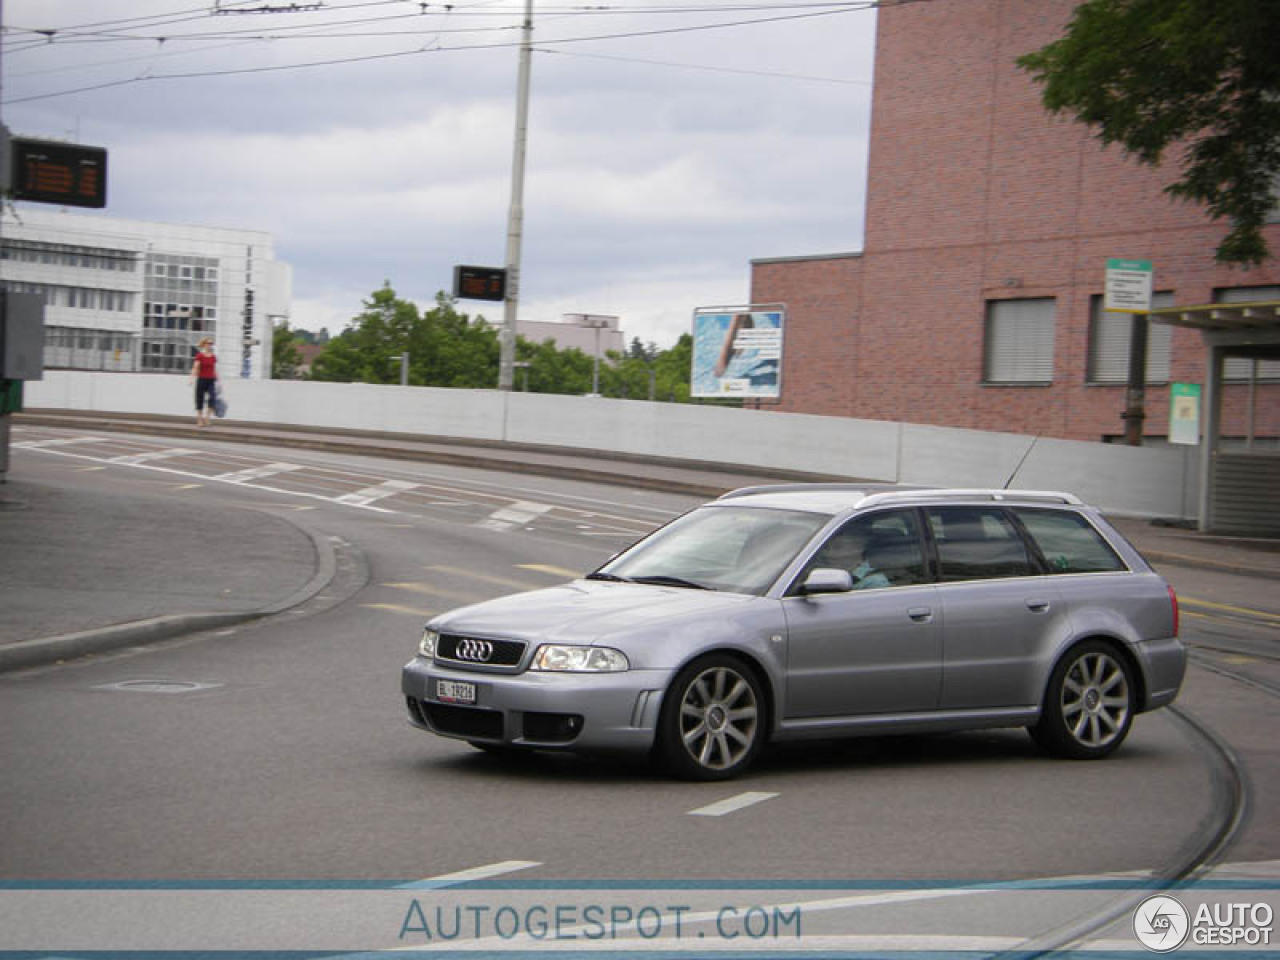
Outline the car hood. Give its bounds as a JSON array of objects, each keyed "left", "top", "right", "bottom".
[{"left": 429, "top": 579, "right": 758, "bottom": 646}]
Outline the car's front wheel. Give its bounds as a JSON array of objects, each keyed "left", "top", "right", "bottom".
[
  {"left": 1031, "top": 641, "right": 1135, "bottom": 759},
  {"left": 656, "top": 655, "right": 764, "bottom": 780}
]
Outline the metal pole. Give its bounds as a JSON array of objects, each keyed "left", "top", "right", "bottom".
[
  {"left": 1122, "top": 313, "right": 1149, "bottom": 445},
  {"left": 400, "top": 351, "right": 409, "bottom": 387},
  {"left": 592, "top": 325, "right": 600, "bottom": 395},
  {"left": 498, "top": 0, "right": 534, "bottom": 391}
]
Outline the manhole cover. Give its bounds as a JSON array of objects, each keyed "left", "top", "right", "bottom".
[{"left": 96, "top": 680, "right": 221, "bottom": 694}]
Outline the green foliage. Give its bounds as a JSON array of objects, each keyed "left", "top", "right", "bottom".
[
  {"left": 311, "top": 283, "right": 694, "bottom": 400},
  {"left": 1018, "top": 0, "right": 1280, "bottom": 265},
  {"left": 271, "top": 319, "right": 304, "bottom": 380}
]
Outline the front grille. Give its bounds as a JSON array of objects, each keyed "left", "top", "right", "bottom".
[
  {"left": 436, "top": 633, "right": 527, "bottom": 668},
  {"left": 424, "top": 702, "right": 504, "bottom": 740}
]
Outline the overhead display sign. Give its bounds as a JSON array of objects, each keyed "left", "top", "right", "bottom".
[
  {"left": 9, "top": 137, "right": 107, "bottom": 209},
  {"left": 453, "top": 265, "right": 506, "bottom": 302},
  {"left": 691, "top": 305, "right": 784, "bottom": 399},
  {"left": 1104, "top": 258, "right": 1153, "bottom": 314}
]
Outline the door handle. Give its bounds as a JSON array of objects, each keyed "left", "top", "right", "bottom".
[
  {"left": 1026, "top": 598, "right": 1051, "bottom": 613},
  {"left": 907, "top": 607, "right": 933, "bottom": 623}
]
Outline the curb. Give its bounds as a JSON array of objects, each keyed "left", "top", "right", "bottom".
[{"left": 0, "top": 523, "right": 338, "bottom": 675}]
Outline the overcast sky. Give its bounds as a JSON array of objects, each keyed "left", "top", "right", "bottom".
[{"left": 1, "top": 0, "right": 876, "bottom": 348}]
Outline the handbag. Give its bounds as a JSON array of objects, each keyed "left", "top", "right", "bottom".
[{"left": 214, "top": 382, "right": 228, "bottom": 419}]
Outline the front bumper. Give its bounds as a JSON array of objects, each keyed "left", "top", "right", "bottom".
[{"left": 401, "top": 657, "right": 672, "bottom": 754}]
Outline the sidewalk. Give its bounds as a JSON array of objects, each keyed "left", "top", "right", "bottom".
[{"left": 4, "top": 410, "right": 1278, "bottom": 673}]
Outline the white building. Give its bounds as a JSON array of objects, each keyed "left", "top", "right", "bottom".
[
  {"left": 518, "top": 314, "right": 625, "bottom": 357},
  {"left": 0, "top": 208, "right": 291, "bottom": 378}
]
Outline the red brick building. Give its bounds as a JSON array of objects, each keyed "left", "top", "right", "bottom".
[{"left": 751, "top": 0, "right": 1280, "bottom": 443}]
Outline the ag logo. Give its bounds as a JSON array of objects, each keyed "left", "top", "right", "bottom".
[{"left": 1133, "top": 894, "right": 1190, "bottom": 952}]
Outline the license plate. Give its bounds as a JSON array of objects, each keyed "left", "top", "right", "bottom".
[{"left": 436, "top": 679, "right": 476, "bottom": 705}]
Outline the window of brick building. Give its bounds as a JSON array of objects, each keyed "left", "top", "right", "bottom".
[
  {"left": 984, "top": 298, "right": 1055, "bottom": 384},
  {"left": 1087, "top": 292, "right": 1174, "bottom": 384}
]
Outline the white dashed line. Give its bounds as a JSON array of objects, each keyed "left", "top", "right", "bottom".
[
  {"left": 688, "top": 791, "right": 779, "bottom": 817},
  {"left": 396, "top": 860, "right": 542, "bottom": 890}
]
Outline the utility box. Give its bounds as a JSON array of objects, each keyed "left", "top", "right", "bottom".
[{"left": 1, "top": 290, "right": 46, "bottom": 380}]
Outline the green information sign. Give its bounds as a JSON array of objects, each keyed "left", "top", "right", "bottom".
[
  {"left": 1105, "top": 258, "right": 1154, "bottom": 314},
  {"left": 1169, "top": 382, "right": 1200, "bottom": 446}
]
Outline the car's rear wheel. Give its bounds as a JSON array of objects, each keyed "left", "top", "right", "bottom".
[
  {"left": 1031, "top": 641, "right": 1135, "bottom": 759},
  {"left": 657, "top": 655, "right": 764, "bottom": 780}
]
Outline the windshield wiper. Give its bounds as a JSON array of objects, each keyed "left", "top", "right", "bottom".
[
  {"left": 585, "top": 572, "right": 631, "bottom": 582},
  {"left": 630, "top": 575, "right": 713, "bottom": 591}
]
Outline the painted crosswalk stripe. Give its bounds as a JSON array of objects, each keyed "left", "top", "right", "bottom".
[
  {"left": 214, "top": 462, "right": 304, "bottom": 483},
  {"left": 335, "top": 479, "right": 419, "bottom": 507},
  {"left": 396, "top": 860, "right": 542, "bottom": 890},
  {"left": 14, "top": 436, "right": 110, "bottom": 449},
  {"left": 477, "top": 500, "right": 552, "bottom": 531},
  {"left": 689, "top": 791, "right": 779, "bottom": 817},
  {"left": 108, "top": 447, "right": 197, "bottom": 465}
]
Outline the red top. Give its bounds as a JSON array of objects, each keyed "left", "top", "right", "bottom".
[{"left": 194, "top": 351, "right": 217, "bottom": 379}]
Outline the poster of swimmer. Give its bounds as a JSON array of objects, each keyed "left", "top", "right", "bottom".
[{"left": 690, "top": 305, "right": 785, "bottom": 399}]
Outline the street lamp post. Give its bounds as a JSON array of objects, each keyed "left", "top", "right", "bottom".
[{"left": 498, "top": 0, "right": 534, "bottom": 391}]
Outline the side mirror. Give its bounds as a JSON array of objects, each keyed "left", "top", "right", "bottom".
[{"left": 801, "top": 567, "right": 854, "bottom": 595}]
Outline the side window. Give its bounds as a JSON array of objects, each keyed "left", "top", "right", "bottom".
[
  {"left": 1014, "top": 509, "right": 1127, "bottom": 574},
  {"left": 805, "top": 509, "right": 926, "bottom": 590},
  {"left": 927, "top": 507, "right": 1036, "bottom": 582}
]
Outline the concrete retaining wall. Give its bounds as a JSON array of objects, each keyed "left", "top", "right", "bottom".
[{"left": 24, "top": 371, "right": 1199, "bottom": 519}]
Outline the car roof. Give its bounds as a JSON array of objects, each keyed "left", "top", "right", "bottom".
[{"left": 713, "top": 484, "right": 1085, "bottom": 516}]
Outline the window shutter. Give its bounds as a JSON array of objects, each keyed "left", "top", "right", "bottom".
[{"left": 985, "top": 298, "right": 1055, "bottom": 383}]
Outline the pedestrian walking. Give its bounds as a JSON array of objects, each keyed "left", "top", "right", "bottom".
[{"left": 189, "top": 337, "right": 219, "bottom": 427}]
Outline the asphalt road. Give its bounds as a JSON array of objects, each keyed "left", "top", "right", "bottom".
[{"left": 1, "top": 428, "right": 1277, "bottom": 952}]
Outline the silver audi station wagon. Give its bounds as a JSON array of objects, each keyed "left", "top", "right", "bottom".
[{"left": 402, "top": 486, "right": 1186, "bottom": 780}]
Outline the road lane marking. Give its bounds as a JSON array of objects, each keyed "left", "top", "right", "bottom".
[
  {"left": 359, "top": 603, "right": 436, "bottom": 616},
  {"left": 517, "top": 563, "right": 581, "bottom": 579},
  {"left": 13, "top": 435, "right": 110, "bottom": 449},
  {"left": 384, "top": 582, "right": 454, "bottom": 596},
  {"left": 689, "top": 791, "right": 779, "bottom": 817},
  {"left": 477, "top": 500, "right": 553, "bottom": 532},
  {"left": 108, "top": 447, "right": 197, "bottom": 465},
  {"left": 396, "top": 860, "right": 542, "bottom": 890},
  {"left": 1181, "top": 596, "right": 1280, "bottom": 626},
  {"left": 426, "top": 565, "right": 544, "bottom": 592},
  {"left": 336, "top": 479, "right": 420, "bottom": 507},
  {"left": 214, "top": 462, "right": 305, "bottom": 483}
]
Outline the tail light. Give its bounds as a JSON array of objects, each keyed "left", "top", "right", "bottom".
[{"left": 1168, "top": 585, "right": 1179, "bottom": 637}]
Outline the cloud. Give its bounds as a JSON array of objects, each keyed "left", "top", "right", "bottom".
[{"left": 4, "top": 0, "right": 877, "bottom": 348}]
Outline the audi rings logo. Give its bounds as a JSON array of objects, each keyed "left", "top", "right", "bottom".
[
  {"left": 1134, "top": 895, "right": 1190, "bottom": 952},
  {"left": 455, "top": 638, "right": 495, "bottom": 662}
]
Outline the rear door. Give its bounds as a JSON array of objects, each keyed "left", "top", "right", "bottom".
[{"left": 926, "top": 506, "right": 1067, "bottom": 710}]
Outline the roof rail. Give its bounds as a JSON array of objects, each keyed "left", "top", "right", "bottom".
[
  {"left": 717, "top": 483, "right": 872, "bottom": 501},
  {"left": 857, "top": 488, "right": 1083, "bottom": 508}
]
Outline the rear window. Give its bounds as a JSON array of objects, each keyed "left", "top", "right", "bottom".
[{"left": 1015, "top": 509, "right": 1127, "bottom": 574}]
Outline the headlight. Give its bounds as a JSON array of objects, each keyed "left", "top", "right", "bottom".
[
  {"left": 530, "top": 645, "right": 629, "bottom": 673},
  {"left": 418, "top": 628, "right": 439, "bottom": 659}
]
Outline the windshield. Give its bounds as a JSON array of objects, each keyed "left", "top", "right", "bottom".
[{"left": 595, "top": 505, "right": 829, "bottom": 595}]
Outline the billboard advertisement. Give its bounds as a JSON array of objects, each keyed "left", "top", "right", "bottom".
[{"left": 691, "top": 305, "right": 784, "bottom": 399}]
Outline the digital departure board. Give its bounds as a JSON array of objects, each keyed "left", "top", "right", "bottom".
[
  {"left": 10, "top": 137, "right": 108, "bottom": 208},
  {"left": 453, "top": 265, "right": 506, "bottom": 302}
]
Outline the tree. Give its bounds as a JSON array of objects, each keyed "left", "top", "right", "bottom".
[
  {"left": 309, "top": 283, "right": 422, "bottom": 384},
  {"left": 1018, "top": 0, "right": 1280, "bottom": 265},
  {"left": 271, "top": 320, "right": 304, "bottom": 380}
]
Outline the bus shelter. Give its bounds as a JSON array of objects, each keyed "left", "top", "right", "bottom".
[{"left": 1149, "top": 301, "right": 1280, "bottom": 535}]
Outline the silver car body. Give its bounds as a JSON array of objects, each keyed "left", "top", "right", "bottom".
[{"left": 402, "top": 486, "right": 1185, "bottom": 768}]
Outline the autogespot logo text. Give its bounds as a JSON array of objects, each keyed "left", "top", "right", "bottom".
[
  {"left": 1133, "top": 895, "right": 1190, "bottom": 953},
  {"left": 1134, "top": 894, "right": 1275, "bottom": 951}
]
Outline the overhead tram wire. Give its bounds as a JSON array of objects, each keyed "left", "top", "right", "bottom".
[
  {"left": 5, "top": 0, "right": 878, "bottom": 49},
  {"left": 3, "top": 0, "right": 898, "bottom": 104}
]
